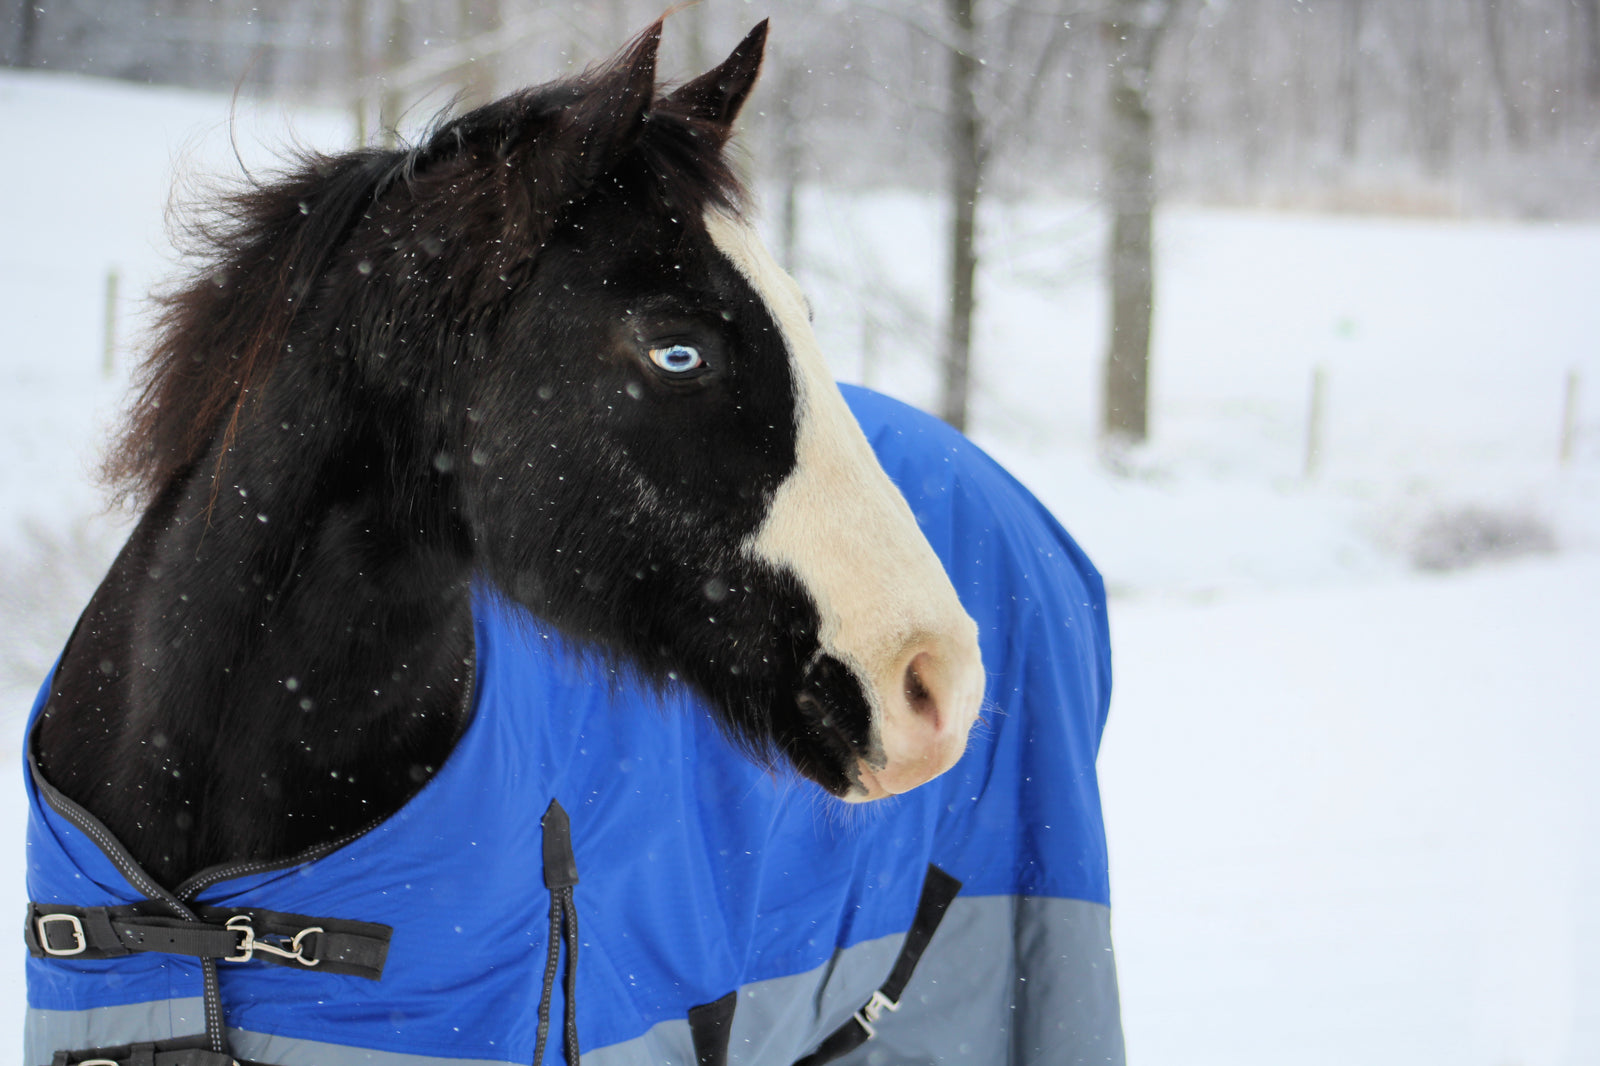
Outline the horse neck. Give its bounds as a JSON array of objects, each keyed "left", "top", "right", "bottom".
[{"left": 40, "top": 389, "right": 476, "bottom": 888}]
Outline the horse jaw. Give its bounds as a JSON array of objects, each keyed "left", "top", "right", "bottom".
[{"left": 703, "top": 210, "right": 986, "bottom": 800}]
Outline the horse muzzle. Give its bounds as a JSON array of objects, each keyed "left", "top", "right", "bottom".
[
  {"left": 842, "top": 626, "right": 985, "bottom": 801},
  {"left": 792, "top": 623, "right": 984, "bottom": 802}
]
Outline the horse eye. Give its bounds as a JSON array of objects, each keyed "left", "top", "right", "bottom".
[{"left": 648, "top": 344, "right": 704, "bottom": 374}]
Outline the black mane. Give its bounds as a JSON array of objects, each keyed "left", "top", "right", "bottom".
[{"left": 108, "top": 32, "right": 746, "bottom": 506}]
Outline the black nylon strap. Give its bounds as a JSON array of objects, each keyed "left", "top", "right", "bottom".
[
  {"left": 880, "top": 865, "right": 961, "bottom": 1002},
  {"left": 29, "top": 905, "right": 236, "bottom": 959},
  {"left": 687, "top": 991, "right": 738, "bottom": 1066},
  {"left": 26, "top": 901, "right": 390, "bottom": 980},
  {"left": 791, "top": 864, "right": 963, "bottom": 1066},
  {"left": 48, "top": 1033, "right": 261, "bottom": 1066},
  {"left": 790, "top": 1018, "right": 868, "bottom": 1066}
]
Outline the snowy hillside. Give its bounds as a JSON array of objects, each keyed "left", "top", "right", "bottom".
[{"left": 1, "top": 70, "right": 1596, "bottom": 1065}]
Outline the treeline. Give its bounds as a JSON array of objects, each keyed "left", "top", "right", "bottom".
[{"left": 6, "top": 0, "right": 1599, "bottom": 217}]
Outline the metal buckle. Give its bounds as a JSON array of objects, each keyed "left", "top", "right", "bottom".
[
  {"left": 225, "top": 915, "right": 322, "bottom": 967},
  {"left": 852, "top": 988, "right": 900, "bottom": 1040},
  {"left": 35, "top": 913, "right": 88, "bottom": 957},
  {"left": 225, "top": 915, "right": 256, "bottom": 962}
]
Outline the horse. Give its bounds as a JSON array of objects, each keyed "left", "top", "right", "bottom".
[
  {"left": 33, "top": 18, "right": 982, "bottom": 887},
  {"left": 24, "top": 20, "right": 1122, "bottom": 1066}
]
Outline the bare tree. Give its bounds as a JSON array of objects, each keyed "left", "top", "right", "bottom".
[
  {"left": 772, "top": 59, "right": 806, "bottom": 274},
  {"left": 347, "top": 0, "right": 370, "bottom": 142},
  {"left": 1099, "top": 0, "right": 1180, "bottom": 446},
  {"left": 940, "top": 0, "right": 982, "bottom": 433},
  {"left": 456, "top": 0, "right": 501, "bottom": 105},
  {"left": 13, "top": 0, "right": 41, "bottom": 67},
  {"left": 1339, "top": 0, "right": 1366, "bottom": 159},
  {"left": 377, "top": 0, "right": 413, "bottom": 141},
  {"left": 1582, "top": 0, "right": 1600, "bottom": 99},
  {"left": 1405, "top": 1, "right": 1457, "bottom": 174},
  {"left": 932, "top": 0, "right": 1074, "bottom": 432},
  {"left": 1482, "top": 0, "right": 1527, "bottom": 147}
]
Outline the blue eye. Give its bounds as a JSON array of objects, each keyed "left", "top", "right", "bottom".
[{"left": 648, "top": 344, "right": 704, "bottom": 374}]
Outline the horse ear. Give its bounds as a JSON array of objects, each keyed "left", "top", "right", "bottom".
[
  {"left": 491, "top": 20, "right": 661, "bottom": 186},
  {"left": 438, "top": 22, "right": 661, "bottom": 303},
  {"left": 558, "top": 19, "right": 663, "bottom": 177},
  {"left": 664, "top": 20, "right": 768, "bottom": 139}
]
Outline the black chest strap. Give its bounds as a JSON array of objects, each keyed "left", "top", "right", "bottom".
[
  {"left": 687, "top": 991, "right": 739, "bottom": 1066},
  {"left": 27, "top": 901, "right": 390, "bottom": 980},
  {"left": 682, "top": 863, "right": 963, "bottom": 1066},
  {"left": 790, "top": 864, "right": 963, "bottom": 1066}
]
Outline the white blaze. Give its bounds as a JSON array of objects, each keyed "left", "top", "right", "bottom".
[{"left": 704, "top": 210, "right": 984, "bottom": 799}]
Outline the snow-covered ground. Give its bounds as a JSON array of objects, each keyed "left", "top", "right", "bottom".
[{"left": 1, "top": 70, "right": 1596, "bottom": 1065}]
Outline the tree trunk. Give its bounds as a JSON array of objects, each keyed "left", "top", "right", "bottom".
[
  {"left": 940, "top": 0, "right": 982, "bottom": 434},
  {"left": 1099, "top": 0, "right": 1173, "bottom": 446},
  {"left": 378, "top": 0, "right": 410, "bottom": 147},
  {"left": 774, "top": 62, "right": 804, "bottom": 275},
  {"left": 1339, "top": 0, "right": 1365, "bottom": 159},
  {"left": 1483, "top": 0, "right": 1527, "bottom": 148},
  {"left": 347, "top": 0, "right": 369, "bottom": 144},
  {"left": 15, "top": 0, "right": 41, "bottom": 68},
  {"left": 1576, "top": 0, "right": 1600, "bottom": 98},
  {"left": 605, "top": 0, "right": 630, "bottom": 55},
  {"left": 1408, "top": 2, "right": 1454, "bottom": 174},
  {"left": 457, "top": 0, "right": 500, "bottom": 107},
  {"left": 682, "top": 1, "right": 708, "bottom": 76}
]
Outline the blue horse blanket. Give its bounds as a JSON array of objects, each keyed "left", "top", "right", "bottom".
[{"left": 24, "top": 386, "right": 1122, "bottom": 1065}]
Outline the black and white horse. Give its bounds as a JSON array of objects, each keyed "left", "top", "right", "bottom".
[{"left": 34, "top": 20, "right": 982, "bottom": 893}]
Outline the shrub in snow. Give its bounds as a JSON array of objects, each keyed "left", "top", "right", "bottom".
[{"left": 1408, "top": 505, "right": 1556, "bottom": 572}]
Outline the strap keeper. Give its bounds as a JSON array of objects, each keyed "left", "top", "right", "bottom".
[{"left": 851, "top": 989, "right": 900, "bottom": 1040}]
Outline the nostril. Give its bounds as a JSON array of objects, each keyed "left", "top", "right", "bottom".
[{"left": 903, "top": 652, "right": 937, "bottom": 721}]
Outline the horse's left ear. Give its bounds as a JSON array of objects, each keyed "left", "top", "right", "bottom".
[
  {"left": 664, "top": 20, "right": 768, "bottom": 140},
  {"left": 555, "top": 19, "right": 662, "bottom": 176}
]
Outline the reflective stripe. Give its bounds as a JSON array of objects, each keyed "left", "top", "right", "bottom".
[
  {"left": 581, "top": 896, "right": 1123, "bottom": 1066},
  {"left": 25, "top": 999, "right": 209, "bottom": 1066},
  {"left": 854, "top": 895, "right": 1124, "bottom": 1066},
  {"left": 25, "top": 897, "right": 1120, "bottom": 1066},
  {"left": 229, "top": 1029, "right": 504, "bottom": 1066},
  {"left": 728, "top": 930, "right": 903, "bottom": 1063}
]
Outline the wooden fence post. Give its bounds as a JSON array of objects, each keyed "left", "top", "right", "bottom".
[
  {"left": 1560, "top": 367, "right": 1580, "bottom": 466},
  {"left": 1304, "top": 363, "right": 1327, "bottom": 479},
  {"left": 102, "top": 266, "right": 120, "bottom": 379}
]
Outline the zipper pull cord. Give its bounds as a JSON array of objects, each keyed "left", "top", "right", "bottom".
[{"left": 534, "top": 800, "right": 581, "bottom": 1065}]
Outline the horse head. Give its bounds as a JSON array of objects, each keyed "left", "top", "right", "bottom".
[{"left": 125, "top": 22, "right": 985, "bottom": 803}]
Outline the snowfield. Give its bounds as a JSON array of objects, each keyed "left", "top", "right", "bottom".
[{"left": 1, "top": 70, "right": 1595, "bottom": 1065}]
